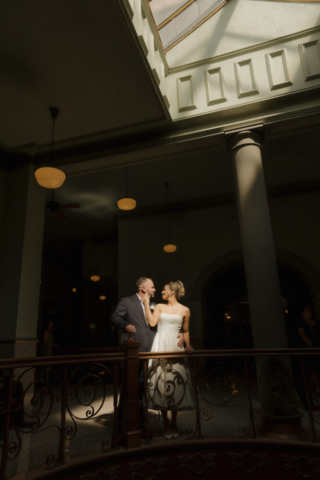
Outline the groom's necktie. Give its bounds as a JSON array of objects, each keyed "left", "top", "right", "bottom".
[{"left": 136, "top": 294, "right": 148, "bottom": 325}]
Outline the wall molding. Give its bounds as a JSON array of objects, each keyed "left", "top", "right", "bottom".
[
  {"left": 168, "top": 26, "right": 320, "bottom": 74},
  {"left": 234, "top": 59, "right": 259, "bottom": 98},
  {"left": 265, "top": 49, "right": 292, "bottom": 91},
  {"left": 205, "top": 67, "right": 227, "bottom": 105},
  {"left": 299, "top": 39, "right": 320, "bottom": 81}
]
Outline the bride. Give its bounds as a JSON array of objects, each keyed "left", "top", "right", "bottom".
[{"left": 142, "top": 280, "right": 195, "bottom": 440}]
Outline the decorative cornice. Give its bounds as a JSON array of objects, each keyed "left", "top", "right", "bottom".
[
  {"left": 170, "top": 85, "right": 320, "bottom": 124},
  {"left": 143, "top": 0, "right": 168, "bottom": 71},
  {"left": 168, "top": 25, "right": 320, "bottom": 74},
  {"left": 114, "top": 0, "right": 170, "bottom": 115}
]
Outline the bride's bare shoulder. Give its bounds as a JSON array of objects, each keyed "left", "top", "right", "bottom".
[
  {"left": 156, "top": 303, "right": 166, "bottom": 311},
  {"left": 178, "top": 303, "right": 190, "bottom": 315}
]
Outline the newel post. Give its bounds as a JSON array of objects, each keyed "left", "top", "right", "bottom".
[{"left": 121, "top": 337, "right": 141, "bottom": 448}]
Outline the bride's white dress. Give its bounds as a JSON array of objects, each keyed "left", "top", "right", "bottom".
[{"left": 147, "top": 313, "right": 195, "bottom": 411}]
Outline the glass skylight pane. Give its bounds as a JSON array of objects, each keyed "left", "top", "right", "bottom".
[
  {"left": 149, "top": 0, "right": 227, "bottom": 50},
  {"left": 150, "top": 0, "right": 191, "bottom": 26}
]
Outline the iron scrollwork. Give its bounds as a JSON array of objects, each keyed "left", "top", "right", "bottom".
[
  {"left": 228, "top": 452, "right": 269, "bottom": 474},
  {"left": 0, "top": 359, "right": 118, "bottom": 474},
  {"left": 80, "top": 465, "right": 120, "bottom": 480},
  {"left": 280, "top": 454, "right": 320, "bottom": 479},
  {"left": 179, "top": 453, "right": 217, "bottom": 475},
  {"left": 129, "top": 458, "right": 168, "bottom": 480}
]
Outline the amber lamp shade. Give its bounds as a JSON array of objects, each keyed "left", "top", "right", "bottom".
[
  {"left": 100, "top": 295, "right": 106, "bottom": 300},
  {"left": 35, "top": 167, "right": 66, "bottom": 189},
  {"left": 90, "top": 275, "right": 100, "bottom": 282},
  {"left": 163, "top": 244, "right": 177, "bottom": 253},
  {"left": 117, "top": 197, "right": 136, "bottom": 211}
]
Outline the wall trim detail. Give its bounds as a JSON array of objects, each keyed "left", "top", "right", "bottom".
[
  {"left": 265, "top": 49, "right": 292, "bottom": 91},
  {"left": 234, "top": 59, "right": 259, "bottom": 98},
  {"left": 205, "top": 67, "right": 227, "bottom": 106},
  {"left": 169, "top": 26, "right": 320, "bottom": 74},
  {"left": 177, "top": 75, "right": 197, "bottom": 112},
  {"left": 299, "top": 39, "right": 320, "bottom": 81}
]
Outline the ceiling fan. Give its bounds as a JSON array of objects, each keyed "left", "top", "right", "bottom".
[{"left": 46, "top": 191, "right": 80, "bottom": 220}]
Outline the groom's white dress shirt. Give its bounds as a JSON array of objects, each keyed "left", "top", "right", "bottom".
[{"left": 136, "top": 293, "right": 148, "bottom": 325}]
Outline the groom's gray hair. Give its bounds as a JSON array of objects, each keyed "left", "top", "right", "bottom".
[{"left": 136, "top": 277, "right": 152, "bottom": 290}]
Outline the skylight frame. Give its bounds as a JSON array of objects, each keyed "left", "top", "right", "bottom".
[{"left": 147, "top": 0, "right": 230, "bottom": 52}]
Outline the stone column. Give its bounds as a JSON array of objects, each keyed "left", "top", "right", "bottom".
[
  {"left": 0, "top": 163, "right": 46, "bottom": 359},
  {"left": 121, "top": 337, "right": 141, "bottom": 448},
  {"left": 0, "top": 163, "right": 46, "bottom": 475},
  {"left": 227, "top": 128, "right": 286, "bottom": 348},
  {"left": 227, "top": 128, "right": 301, "bottom": 434}
]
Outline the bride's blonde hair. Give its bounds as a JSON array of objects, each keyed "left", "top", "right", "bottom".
[{"left": 165, "top": 281, "right": 185, "bottom": 300}]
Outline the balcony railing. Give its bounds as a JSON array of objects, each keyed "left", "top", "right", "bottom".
[{"left": 1, "top": 345, "right": 320, "bottom": 478}]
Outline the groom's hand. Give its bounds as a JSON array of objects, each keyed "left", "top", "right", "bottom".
[
  {"left": 177, "top": 333, "right": 184, "bottom": 349},
  {"left": 125, "top": 324, "right": 136, "bottom": 334}
]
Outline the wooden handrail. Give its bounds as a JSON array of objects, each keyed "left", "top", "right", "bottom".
[
  {"left": 0, "top": 347, "right": 319, "bottom": 369},
  {"left": 140, "top": 347, "right": 320, "bottom": 359},
  {"left": 0, "top": 351, "right": 125, "bottom": 369}
]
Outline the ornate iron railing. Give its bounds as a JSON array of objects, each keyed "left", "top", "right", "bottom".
[
  {"left": 140, "top": 348, "right": 320, "bottom": 444},
  {"left": 0, "top": 346, "right": 320, "bottom": 478},
  {"left": 0, "top": 352, "right": 123, "bottom": 479}
]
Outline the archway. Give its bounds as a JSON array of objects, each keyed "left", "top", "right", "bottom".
[{"left": 195, "top": 251, "right": 320, "bottom": 349}]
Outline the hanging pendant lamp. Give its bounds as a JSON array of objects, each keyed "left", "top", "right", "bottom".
[
  {"left": 163, "top": 182, "right": 177, "bottom": 253},
  {"left": 91, "top": 275, "right": 100, "bottom": 282},
  {"left": 35, "top": 107, "right": 66, "bottom": 189},
  {"left": 90, "top": 229, "right": 100, "bottom": 282},
  {"left": 117, "top": 167, "right": 136, "bottom": 210}
]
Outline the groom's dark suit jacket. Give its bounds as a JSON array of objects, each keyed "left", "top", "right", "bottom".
[{"left": 111, "top": 294, "right": 157, "bottom": 352}]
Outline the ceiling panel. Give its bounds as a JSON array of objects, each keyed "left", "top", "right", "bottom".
[{"left": 0, "top": 0, "right": 167, "bottom": 149}]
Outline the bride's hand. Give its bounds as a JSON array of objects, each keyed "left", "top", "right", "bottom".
[
  {"left": 141, "top": 292, "right": 150, "bottom": 305},
  {"left": 185, "top": 345, "right": 194, "bottom": 354}
]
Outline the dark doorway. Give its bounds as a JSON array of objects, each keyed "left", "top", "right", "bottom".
[{"left": 202, "top": 263, "right": 311, "bottom": 349}]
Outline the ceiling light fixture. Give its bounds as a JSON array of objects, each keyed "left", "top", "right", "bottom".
[
  {"left": 117, "top": 167, "right": 136, "bottom": 210},
  {"left": 91, "top": 275, "right": 100, "bottom": 282},
  {"left": 163, "top": 182, "right": 177, "bottom": 253},
  {"left": 90, "top": 229, "right": 100, "bottom": 282},
  {"left": 35, "top": 107, "right": 66, "bottom": 189}
]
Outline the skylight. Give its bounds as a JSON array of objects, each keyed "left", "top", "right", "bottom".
[{"left": 148, "top": 0, "right": 228, "bottom": 51}]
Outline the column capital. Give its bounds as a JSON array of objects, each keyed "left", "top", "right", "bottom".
[{"left": 225, "top": 124, "right": 264, "bottom": 153}]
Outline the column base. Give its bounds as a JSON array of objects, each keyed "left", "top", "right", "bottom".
[
  {"left": 259, "top": 412, "right": 305, "bottom": 440},
  {"left": 123, "top": 430, "right": 141, "bottom": 449}
]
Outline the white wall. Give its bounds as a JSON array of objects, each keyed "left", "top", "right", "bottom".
[
  {"left": 118, "top": 191, "right": 320, "bottom": 342},
  {"left": 166, "top": 0, "right": 320, "bottom": 67}
]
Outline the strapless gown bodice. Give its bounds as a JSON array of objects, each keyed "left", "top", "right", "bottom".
[
  {"left": 151, "top": 313, "right": 184, "bottom": 352},
  {"left": 157, "top": 313, "right": 183, "bottom": 333}
]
